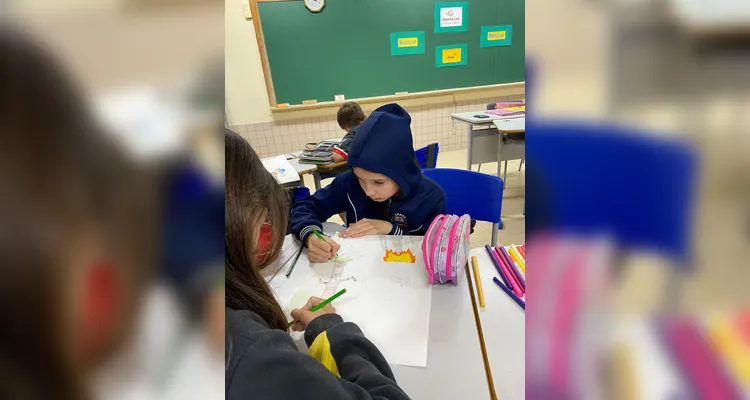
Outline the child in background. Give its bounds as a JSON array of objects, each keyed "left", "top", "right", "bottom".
[
  {"left": 331, "top": 101, "right": 366, "bottom": 162},
  {"left": 291, "top": 103, "right": 446, "bottom": 263},
  {"left": 224, "top": 129, "right": 409, "bottom": 400}
]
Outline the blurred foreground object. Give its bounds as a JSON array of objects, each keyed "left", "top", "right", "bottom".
[
  {"left": 525, "top": 119, "right": 700, "bottom": 399},
  {"left": 0, "top": 16, "right": 224, "bottom": 400}
]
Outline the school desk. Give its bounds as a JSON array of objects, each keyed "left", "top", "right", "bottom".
[
  {"left": 468, "top": 247, "right": 526, "bottom": 399},
  {"left": 284, "top": 158, "right": 318, "bottom": 188},
  {"left": 493, "top": 118, "right": 526, "bottom": 183},
  {"left": 316, "top": 223, "right": 492, "bottom": 400},
  {"left": 668, "top": 0, "right": 750, "bottom": 35},
  {"left": 450, "top": 112, "right": 526, "bottom": 180},
  {"left": 313, "top": 160, "right": 348, "bottom": 190}
]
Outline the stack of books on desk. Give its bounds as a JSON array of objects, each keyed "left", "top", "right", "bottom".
[
  {"left": 298, "top": 139, "right": 340, "bottom": 164},
  {"left": 485, "top": 100, "right": 525, "bottom": 118}
]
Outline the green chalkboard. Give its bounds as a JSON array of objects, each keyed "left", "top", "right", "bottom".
[{"left": 257, "top": 0, "right": 525, "bottom": 105}]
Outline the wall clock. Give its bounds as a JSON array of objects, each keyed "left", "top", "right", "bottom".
[{"left": 304, "top": 0, "right": 325, "bottom": 13}]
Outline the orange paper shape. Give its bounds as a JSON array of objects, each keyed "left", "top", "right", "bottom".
[{"left": 383, "top": 249, "right": 416, "bottom": 263}]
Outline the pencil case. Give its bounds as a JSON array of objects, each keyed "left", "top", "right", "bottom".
[{"left": 421, "top": 214, "right": 471, "bottom": 285}]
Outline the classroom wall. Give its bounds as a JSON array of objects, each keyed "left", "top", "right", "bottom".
[{"left": 230, "top": 95, "right": 524, "bottom": 157}]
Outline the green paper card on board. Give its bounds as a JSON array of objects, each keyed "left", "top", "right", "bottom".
[
  {"left": 435, "top": 44, "right": 468, "bottom": 68},
  {"left": 480, "top": 25, "right": 513, "bottom": 48},
  {"left": 390, "top": 31, "right": 426, "bottom": 56},
  {"left": 434, "top": 2, "right": 468, "bottom": 33}
]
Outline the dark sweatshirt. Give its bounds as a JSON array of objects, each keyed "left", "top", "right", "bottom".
[
  {"left": 291, "top": 103, "right": 446, "bottom": 243},
  {"left": 225, "top": 308, "right": 411, "bottom": 400},
  {"left": 332, "top": 124, "right": 360, "bottom": 161}
]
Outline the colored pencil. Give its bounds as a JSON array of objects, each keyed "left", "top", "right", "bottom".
[
  {"left": 497, "top": 247, "right": 525, "bottom": 290},
  {"left": 493, "top": 247, "right": 523, "bottom": 294},
  {"left": 471, "top": 256, "right": 485, "bottom": 308},
  {"left": 288, "top": 288, "right": 347, "bottom": 327},
  {"left": 285, "top": 244, "right": 305, "bottom": 278},
  {"left": 511, "top": 244, "right": 525, "bottom": 264},
  {"left": 493, "top": 277, "right": 525, "bottom": 311},
  {"left": 464, "top": 263, "right": 498, "bottom": 400},
  {"left": 485, "top": 245, "right": 511, "bottom": 288},
  {"left": 496, "top": 248, "right": 523, "bottom": 297},
  {"left": 498, "top": 246, "right": 524, "bottom": 291},
  {"left": 516, "top": 244, "right": 526, "bottom": 259},
  {"left": 508, "top": 245, "right": 525, "bottom": 273}
]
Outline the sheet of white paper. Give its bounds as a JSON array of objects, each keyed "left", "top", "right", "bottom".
[
  {"left": 262, "top": 236, "right": 302, "bottom": 283},
  {"left": 261, "top": 155, "right": 300, "bottom": 184},
  {"left": 268, "top": 234, "right": 432, "bottom": 367}
]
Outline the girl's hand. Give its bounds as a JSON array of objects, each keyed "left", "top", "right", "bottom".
[
  {"left": 340, "top": 219, "right": 393, "bottom": 238},
  {"left": 306, "top": 234, "right": 340, "bottom": 263},
  {"left": 290, "top": 296, "right": 336, "bottom": 332}
]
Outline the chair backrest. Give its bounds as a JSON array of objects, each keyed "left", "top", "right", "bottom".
[
  {"left": 526, "top": 120, "right": 697, "bottom": 266},
  {"left": 414, "top": 143, "right": 440, "bottom": 169},
  {"left": 422, "top": 168, "right": 504, "bottom": 224}
]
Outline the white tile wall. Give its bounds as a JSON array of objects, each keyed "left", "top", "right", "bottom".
[{"left": 231, "top": 95, "right": 524, "bottom": 157}]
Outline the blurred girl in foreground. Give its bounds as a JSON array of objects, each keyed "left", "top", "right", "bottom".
[
  {"left": 0, "top": 27, "right": 157, "bottom": 398},
  {"left": 224, "top": 128, "right": 410, "bottom": 399},
  {"left": 0, "top": 27, "right": 225, "bottom": 399}
]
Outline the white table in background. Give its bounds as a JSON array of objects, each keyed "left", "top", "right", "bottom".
[
  {"left": 271, "top": 157, "right": 316, "bottom": 188},
  {"left": 468, "top": 247, "right": 526, "bottom": 399},
  {"left": 316, "top": 224, "right": 492, "bottom": 400},
  {"left": 450, "top": 112, "right": 526, "bottom": 180}
]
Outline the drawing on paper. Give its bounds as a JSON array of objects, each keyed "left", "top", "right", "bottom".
[
  {"left": 383, "top": 249, "right": 416, "bottom": 263},
  {"left": 320, "top": 275, "right": 356, "bottom": 285},
  {"left": 330, "top": 255, "right": 353, "bottom": 263},
  {"left": 392, "top": 276, "right": 413, "bottom": 287}
]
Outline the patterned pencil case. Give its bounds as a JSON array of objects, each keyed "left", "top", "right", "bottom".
[{"left": 421, "top": 214, "right": 471, "bottom": 285}]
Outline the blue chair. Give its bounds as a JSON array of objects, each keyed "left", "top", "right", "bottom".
[
  {"left": 526, "top": 120, "right": 697, "bottom": 304},
  {"left": 422, "top": 168, "right": 504, "bottom": 246},
  {"left": 414, "top": 143, "right": 439, "bottom": 169}
]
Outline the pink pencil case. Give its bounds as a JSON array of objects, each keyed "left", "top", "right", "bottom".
[{"left": 421, "top": 214, "right": 471, "bottom": 285}]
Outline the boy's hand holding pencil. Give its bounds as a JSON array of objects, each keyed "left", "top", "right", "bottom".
[{"left": 306, "top": 230, "right": 340, "bottom": 263}]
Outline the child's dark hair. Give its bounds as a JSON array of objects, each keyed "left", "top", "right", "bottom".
[
  {"left": 224, "top": 128, "right": 288, "bottom": 331},
  {"left": 336, "top": 101, "right": 366, "bottom": 130},
  {"left": 0, "top": 27, "right": 156, "bottom": 399}
]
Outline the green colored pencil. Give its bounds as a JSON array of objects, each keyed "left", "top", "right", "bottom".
[
  {"left": 287, "top": 288, "right": 347, "bottom": 327},
  {"left": 312, "top": 230, "right": 325, "bottom": 241}
]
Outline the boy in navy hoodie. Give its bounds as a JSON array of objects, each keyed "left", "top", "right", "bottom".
[{"left": 291, "top": 103, "right": 446, "bottom": 263}]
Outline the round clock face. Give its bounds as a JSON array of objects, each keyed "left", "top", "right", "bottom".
[{"left": 304, "top": 0, "right": 325, "bottom": 12}]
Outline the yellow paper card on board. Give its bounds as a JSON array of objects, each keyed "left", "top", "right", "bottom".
[
  {"left": 397, "top": 37, "right": 419, "bottom": 48},
  {"left": 442, "top": 48, "right": 462, "bottom": 64},
  {"left": 487, "top": 31, "right": 506, "bottom": 40}
]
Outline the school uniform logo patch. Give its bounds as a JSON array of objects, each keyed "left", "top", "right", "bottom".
[{"left": 394, "top": 213, "right": 407, "bottom": 228}]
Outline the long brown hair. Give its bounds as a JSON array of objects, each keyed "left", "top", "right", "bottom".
[
  {"left": 0, "top": 27, "right": 156, "bottom": 399},
  {"left": 224, "top": 128, "right": 288, "bottom": 331}
]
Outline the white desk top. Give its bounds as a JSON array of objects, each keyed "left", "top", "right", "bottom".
[
  {"left": 451, "top": 111, "right": 523, "bottom": 125},
  {"left": 318, "top": 224, "right": 491, "bottom": 400},
  {"left": 668, "top": 0, "right": 750, "bottom": 33},
  {"left": 493, "top": 118, "right": 526, "bottom": 133},
  {"left": 469, "top": 247, "right": 526, "bottom": 399},
  {"left": 286, "top": 157, "right": 317, "bottom": 175}
]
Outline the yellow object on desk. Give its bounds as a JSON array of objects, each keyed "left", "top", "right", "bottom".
[
  {"left": 508, "top": 245, "right": 525, "bottom": 273},
  {"left": 471, "top": 256, "right": 485, "bottom": 309}
]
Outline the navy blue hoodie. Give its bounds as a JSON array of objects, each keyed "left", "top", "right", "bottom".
[{"left": 291, "top": 103, "right": 445, "bottom": 243}]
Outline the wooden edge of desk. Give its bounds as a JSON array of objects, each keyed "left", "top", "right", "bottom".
[
  {"left": 316, "top": 161, "right": 348, "bottom": 170},
  {"left": 498, "top": 129, "right": 526, "bottom": 134}
]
